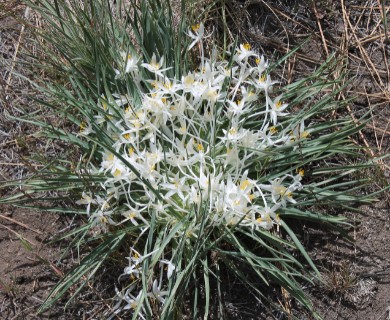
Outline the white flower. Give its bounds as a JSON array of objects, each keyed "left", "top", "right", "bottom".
[
  {"left": 269, "top": 95, "right": 289, "bottom": 125},
  {"left": 160, "top": 259, "right": 176, "bottom": 279},
  {"left": 78, "top": 119, "right": 94, "bottom": 136},
  {"left": 124, "top": 53, "right": 139, "bottom": 74},
  {"left": 161, "top": 172, "right": 189, "bottom": 202},
  {"left": 259, "top": 177, "right": 296, "bottom": 206},
  {"left": 251, "top": 55, "right": 268, "bottom": 77},
  {"left": 141, "top": 53, "right": 171, "bottom": 77},
  {"left": 115, "top": 52, "right": 140, "bottom": 78},
  {"left": 235, "top": 43, "right": 257, "bottom": 62},
  {"left": 253, "top": 74, "right": 278, "bottom": 94},
  {"left": 289, "top": 120, "right": 310, "bottom": 143},
  {"left": 76, "top": 192, "right": 96, "bottom": 214},
  {"left": 227, "top": 99, "right": 246, "bottom": 116},
  {"left": 89, "top": 210, "right": 115, "bottom": 227},
  {"left": 187, "top": 23, "right": 211, "bottom": 50},
  {"left": 121, "top": 204, "right": 149, "bottom": 226},
  {"left": 148, "top": 279, "right": 168, "bottom": 304},
  {"left": 112, "top": 288, "right": 145, "bottom": 319}
]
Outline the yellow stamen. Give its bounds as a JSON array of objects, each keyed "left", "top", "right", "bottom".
[
  {"left": 301, "top": 131, "right": 310, "bottom": 139},
  {"left": 197, "top": 143, "right": 204, "bottom": 152},
  {"left": 258, "top": 74, "right": 266, "bottom": 83},
  {"left": 243, "top": 43, "right": 251, "bottom": 50},
  {"left": 269, "top": 126, "right": 278, "bottom": 134},
  {"left": 191, "top": 23, "right": 200, "bottom": 32},
  {"left": 240, "top": 180, "right": 251, "bottom": 190},
  {"left": 229, "top": 127, "right": 237, "bottom": 135},
  {"left": 183, "top": 75, "right": 194, "bottom": 86},
  {"left": 79, "top": 121, "right": 87, "bottom": 132},
  {"left": 275, "top": 186, "right": 287, "bottom": 195}
]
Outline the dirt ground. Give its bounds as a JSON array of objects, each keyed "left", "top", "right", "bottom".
[{"left": 1, "top": 0, "right": 389, "bottom": 319}]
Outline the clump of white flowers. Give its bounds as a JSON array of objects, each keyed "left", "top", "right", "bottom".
[{"left": 77, "top": 23, "right": 310, "bottom": 316}]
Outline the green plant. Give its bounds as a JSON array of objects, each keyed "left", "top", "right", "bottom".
[{"left": 2, "top": 0, "right": 384, "bottom": 318}]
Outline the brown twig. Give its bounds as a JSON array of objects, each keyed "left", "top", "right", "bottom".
[
  {"left": 0, "top": 213, "right": 43, "bottom": 235},
  {"left": 0, "top": 222, "right": 36, "bottom": 246}
]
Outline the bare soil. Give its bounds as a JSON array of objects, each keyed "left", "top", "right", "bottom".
[{"left": 1, "top": 0, "right": 389, "bottom": 319}]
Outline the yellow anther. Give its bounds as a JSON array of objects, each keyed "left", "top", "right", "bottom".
[
  {"left": 79, "top": 121, "right": 87, "bottom": 132},
  {"left": 123, "top": 133, "right": 131, "bottom": 140},
  {"left": 275, "top": 186, "right": 287, "bottom": 195},
  {"left": 229, "top": 127, "right": 237, "bottom": 135},
  {"left": 240, "top": 180, "right": 251, "bottom": 190},
  {"left": 301, "top": 131, "right": 310, "bottom": 139},
  {"left": 243, "top": 43, "right": 251, "bottom": 50},
  {"left": 269, "top": 126, "right": 278, "bottom": 134},
  {"left": 258, "top": 74, "right": 266, "bottom": 82},
  {"left": 130, "top": 301, "right": 137, "bottom": 309},
  {"left": 191, "top": 23, "right": 200, "bottom": 32},
  {"left": 113, "top": 169, "right": 122, "bottom": 177}
]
